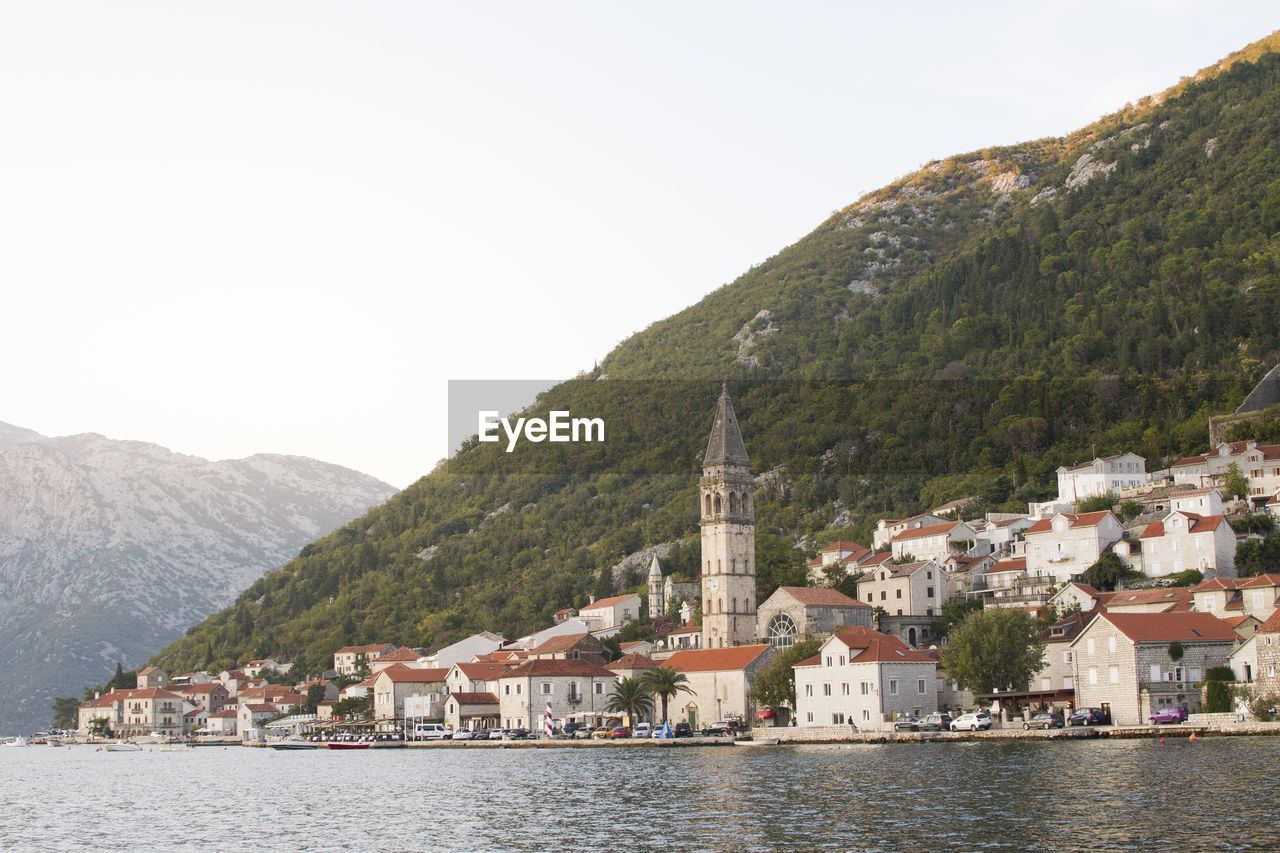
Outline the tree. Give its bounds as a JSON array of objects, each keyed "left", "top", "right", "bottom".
[
  {"left": 330, "top": 694, "right": 372, "bottom": 719},
  {"left": 931, "top": 597, "right": 984, "bottom": 641},
  {"left": 1223, "top": 463, "right": 1249, "bottom": 501},
  {"left": 88, "top": 717, "right": 113, "bottom": 739},
  {"left": 51, "top": 696, "right": 80, "bottom": 730},
  {"left": 304, "top": 682, "right": 327, "bottom": 714},
  {"left": 1081, "top": 552, "right": 1138, "bottom": 591},
  {"left": 605, "top": 677, "right": 654, "bottom": 723},
  {"left": 1075, "top": 491, "right": 1117, "bottom": 513},
  {"left": 750, "top": 638, "right": 821, "bottom": 709},
  {"left": 940, "top": 608, "right": 1047, "bottom": 695},
  {"left": 641, "top": 665, "right": 693, "bottom": 724}
]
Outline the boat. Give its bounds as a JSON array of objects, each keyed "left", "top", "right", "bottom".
[
  {"left": 3, "top": 736, "right": 30, "bottom": 747},
  {"left": 269, "top": 739, "right": 319, "bottom": 750},
  {"left": 733, "top": 738, "right": 780, "bottom": 747},
  {"left": 325, "top": 742, "right": 371, "bottom": 750},
  {"left": 104, "top": 741, "right": 142, "bottom": 752}
]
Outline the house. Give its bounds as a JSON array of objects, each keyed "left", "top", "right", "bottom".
[
  {"left": 370, "top": 647, "right": 427, "bottom": 674},
  {"left": 241, "top": 659, "right": 288, "bottom": 678},
  {"left": 607, "top": 653, "right": 659, "bottom": 682},
  {"left": 517, "top": 618, "right": 596, "bottom": 651},
  {"left": 1068, "top": 612, "right": 1238, "bottom": 725},
  {"left": 202, "top": 708, "right": 238, "bottom": 737},
  {"left": 970, "top": 514, "right": 1034, "bottom": 556},
  {"left": 856, "top": 560, "right": 950, "bottom": 646},
  {"left": 183, "top": 708, "right": 207, "bottom": 735},
  {"left": 524, "top": 631, "right": 609, "bottom": 667},
  {"left": 177, "top": 682, "right": 230, "bottom": 715},
  {"left": 446, "top": 661, "right": 511, "bottom": 696},
  {"left": 135, "top": 666, "right": 168, "bottom": 689},
  {"left": 420, "top": 631, "right": 505, "bottom": 669},
  {"left": 372, "top": 664, "right": 449, "bottom": 723},
  {"left": 1249, "top": 609, "right": 1280, "bottom": 694},
  {"left": 1028, "top": 612, "right": 1091, "bottom": 699},
  {"left": 443, "top": 692, "right": 501, "bottom": 733},
  {"left": 755, "top": 586, "right": 873, "bottom": 650},
  {"left": 333, "top": 643, "right": 396, "bottom": 676},
  {"left": 1054, "top": 453, "right": 1149, "bottom": 503},
  {"left": 944, "top": 554, "right": 996, "bottom": 596},
  {"left": 1192, "top": 574, "right": 1280, "bottom": 622},
  {"left": 578, "top": 593, "right": 642, "bottom": 631},
  {"left": 872, "top": 513, "right": 950, "bottom": 550},
  {"left": 618, "top": 639, "right": 657, "bottom": 657},
  {"left": 77, "top": 692, "right": 123, "bottom": 736},
  {"left": 1023, "top": 510, "right": 1123, "bottom": 582},
  {"left": 1171, "top": 440, "right": 1280, "bottom": 503},
  {"left": 889, "top": 521, "right": 976, "bottom": 564},
  {"left": 793, "top": 627, "right": 937, "bottom": 731},
  {"left": 1096, "top": 587, "right": 1194, "bottom": 614},
  {"left": 339, "top": 676, "right": 376, "bottom": 701},
  {"left": 662, "top": 644, "right": 774, "bottom": 729},
  {"left": 238, "top": 703, "right": 279, "bottom": 741},
  {"left": 1135, "top": 510, "right": 1236, "bottom": 578},
  {"left": 659, "top": 621, "right": 702, "bottom": 652},
  {"left": 112, "top": 687, "right": 187, "bottom": 738},
  {"left": 806, "top": 541, "right": 873, "bottom": 586},
  {"left": 496, "top": 659, "right": 617, "bottom": 731}
]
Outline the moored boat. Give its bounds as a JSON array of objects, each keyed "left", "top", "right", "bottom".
[
  {"left": 269, "top": 739, "right": 319, "bottom": 750},
  {"left": 326, "top": 742, "right": 371, "bottom": 750},
  {"left": 104, "top": 741, "right": 142, "bottom": 752},
  {"left": 733, "top": 738, "right": 779, "bottom": 746}
]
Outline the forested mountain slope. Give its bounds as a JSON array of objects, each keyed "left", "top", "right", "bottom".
[{"left": 155, "top": 32, "right": 1280, "bottom": 680}]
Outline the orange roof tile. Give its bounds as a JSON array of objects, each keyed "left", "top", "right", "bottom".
[
  {"left": 830, "top": 627, "right": 935, "bottom": 663},
  {"left": 664, "top": 645, "right": 771, "bottom": 673},
  {"left": 580, "top": 593, "right": 640, "bottom": 611},
  {"left": 1096, "top": 612, "right": 1238, "bottom": 643},
  {"left": 1258, "top": 610, "right": 1280, "bottom": 634},
  {"left": 375, "top": 647, "right": 422, "bottom": 662},
  {"left": 773, "top": 586, "right": 869, "bottom": 607},
  {"left": 501, "top": 659, "right": 615, "bottom": 678},
  {"left": 528, "top": 632, "right": 596, "bottom": 655},
  {"left": 1025, "top": 510, "right": 1114, "bottom": 535},
  {"left": 450, "top": 692, "right": 499, "bottom": 705},
  {"left": 892, "top": 521, "right": 963, "bottom": 542},
  {"left": 607, "top": 653, "right": 658, "bottom": 671}
]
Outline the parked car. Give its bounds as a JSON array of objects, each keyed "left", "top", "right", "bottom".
[
  {"left": 501, "top": 728, "right": 530, "bottom": 740},
  {"left": 573, "top": 726, "right": 595, "bottom": 739},
  {"left": 706, "top": 720, "right": 745, "bottom": 737},
  {"left": 673, "top": 722, "right": 693, "bottom": 737},
  {"left": 892, "top": 715, "right": 922, "bottom": 732},
  {"left": 631, "top": 723, "right": 653, "bottom": 738},
  {"left": 919, "top": 713, "right": 953, "bottom": 732},
  {"left": 1067, "top": 707, "right": 1110, "bottom": 726},
  {"left": 451, "top": 729, "right": 479, "bottom": 740},
  {"left": 1024, "top": 712, "right": 1065, "bottom": 730},
  {"left": 950, "top": 713, "right": 991, "bottom": 732},
  {"left": 590, "top": 727, "right": 613, "bottom": 740},
  {"left": 609, "top": 726, "right": 631, "bottom": 739},
  {"left": 1149, "top": 706, "right": 1189, "bottom": 725},
  {"left": 414, "top": 723, "right": 453, "bottom": 740}
]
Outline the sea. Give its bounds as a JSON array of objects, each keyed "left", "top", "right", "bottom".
[{"left": 2, "top": 737, "right": 1277, "bottom": 852}]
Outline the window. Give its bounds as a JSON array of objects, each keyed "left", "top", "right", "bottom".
[
  {"left": 1108, "top": 636, "right": 1116, "bottom": 653},
  {"left": 860, "top": 682, "right": 870, "bottom": 695},
  {"left": 767, "top": 614, "right": 798, "bottom": 649},
  {"left": 593, "top": 682, "right": 604, "bottom": 695},
  {"left": 926, "top": 587, "right": 934, "bottom": 598},
  {"left": 540, "top": 683, "right": 552, "bottom": 695},
  {"left": 1064, "top": 676, "right": 1073, "bottom": 689},
  {"left": 1150, "top": 664, "right": 1162, "bottom": 681},
  {"left": 1063, "top": 651, "right": 1073, "bottom": 663},
  {"left": 823, "top": 683, "right": 832, "bottom": 696},
  {"left": 1088, "top": 667, "right": 1098, "bottom": 685},
  {"left": 889, "top": 679, "right": 898, "bottom": 695},
  {"left": 896, "top": 589, "right": 902, "bottom": 599},
  {"left": 842, "top": 683, "right": 850, "bottom": 696},
  {"left": 880, "top": 591, "right": 887, "bottom": 600},
  {"left": 918, "top": 679, "right": 926, "bottom": 694},
  {"left": 839, "top": 655, "right": 846, "bottom": 666},
  {"left": 897, "top": 609, "right": 903, "bottom": 616},
  {"left": 504, "top": 685, "right": 510, "bottom": 695},
  {"left": 927, "top": 571, "right": 933, "bottom": 579},
  {"left": 807, "top": 712, "right": 814, "bottom": 723},
  {"left": 805, "top": 684, "right": 813, "bottom": 697},
  {"left": 516, "top": 684, "right": 522, "bottom": 695},
  {"left": 867, "top": 594, "right": 873, "bottom": 603},
  {"left": 1087, "top": 638, "right": 1096, "bottom": 655},
  {"left": 1109, "top": 665, "right": 1119, "bottom": 684},
  {"left": 832, "top": 713, "right": 845, "bottom": 724},
  {"left": 862, "top": 709, "right": 870, "bottom": 721},
  {"left": 1041, "top": 679, "right": 1051, "bottom": 691}
]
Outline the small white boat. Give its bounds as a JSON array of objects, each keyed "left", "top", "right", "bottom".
[
  {"left": 733, "top": 738, "right": 779, "bottom": 746},
  {"left": 2, "top": 736, "right": 30, "bottom": 747},
  {"left": 104, "top": 741, "right": 142, "bottom": 752},
  {"left": 269, "top": 739, "right": 319, "bottom": 750}
]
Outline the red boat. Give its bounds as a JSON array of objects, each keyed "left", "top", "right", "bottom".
[{"left": 325, "top": 742, "right": 370, "bottom": 750}]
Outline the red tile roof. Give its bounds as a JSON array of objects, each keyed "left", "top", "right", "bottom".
[
  {"left": 375, "top": 647, "right": 422, "bottom": 662},
  {"left": 607, "top": 653, "right": 658, "bottom": 671},
  {"left": 501, "top": 659, "right": 615, "bottom": 678},
  {"left": 528, "top": 632, "right": 596, "bottom": 655},
  {"left": 1258, "top": 610, "right": 1280, "bottom": 634},
  {"left": 1095, "top": 587, "right": 1194, "bottom": 610},
  {"left": 377, "top": 664, "right": 448, "bottom": 684},
  {"left": 664, "top": 645, "right": 771, "bottom": 673},
  {"left": 179, "top": 683, "right": 226, "bottom": 695},
  {"left": 892, "top": 521, "right": 963, "bottom": 543},
  {"left": 861, "top": 553, "right": 893, "bottom": 567},
  {"left": 794, "top": 655, "right": 821, "bottom": 668},
  {"left": 450, "top": 692, "right": 499, "bottom": 705},
  {"left": 1140, "top": 513, "right": 1226, "bottom": 538},
  {"left": 666, "top": 621, "right": 701, "bottom": 636},
  {"left": 829, "top": 627, "right": 935, "bottom": 663},
  {"left": 335, "top": 643, "right": 394, "bottom": 655},
  {"left": 1097, "top": 612, "right": 1238, "bottom": 643},
  {"left": 581, "top": 593, "right": 640, "bottom": 611},
  {"left": 821, "top": 540, "right": 864, "bottom": 553},
  {"left": 1025, "top": 510, "right": 1114, "bottom": 535},
  {"left": 773, "top": 586, "right": 869, "bottom": 608}
]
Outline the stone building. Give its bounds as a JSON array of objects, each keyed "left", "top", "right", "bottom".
[
  {"left": 756, "top": 586, "right": 873, "bottom": 650},
  {"left": 496, "top": 659, "right": 617, "bottom": 731},
  {"left": 663, "top": 644, "right": 773, "bottom": 728},
  {"left": 700, "top": 386, "right": 757, "bottom": 649},
  {"left": 1069, "top": 612, "right": 1237, "bottom": 726},
  {"left": 793, "top": 627, "right": 937, "bottom": 731}
]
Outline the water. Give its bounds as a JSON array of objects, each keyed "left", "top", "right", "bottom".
[{"left": 2, "top": 738, "right": 1277, "bottom": 852}]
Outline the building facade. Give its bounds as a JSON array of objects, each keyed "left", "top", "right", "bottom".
[{"left": 700, "top": 386, "right": 756, "bottom": 649}]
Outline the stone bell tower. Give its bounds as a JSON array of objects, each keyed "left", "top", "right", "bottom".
[{"left": 700, "top": 385, "right": 756, "bottom": 648}]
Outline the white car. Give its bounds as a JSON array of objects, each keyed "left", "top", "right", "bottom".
[
  {"left": 631, "top": 723, "right": 653, "bottom": 738},
  {"left": 414, "top": 723, "right": 453, "bottom": 740},
  {"left": 950, "top": 713, "right": 992, "bottom": 732}
]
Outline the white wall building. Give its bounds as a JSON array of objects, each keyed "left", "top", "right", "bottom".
[
  {"left": 1023, "top": 510, "right": 1124, "bottom": 583},
  {"left": 793, "top": 628, "right": 937, "bottom": 731}
]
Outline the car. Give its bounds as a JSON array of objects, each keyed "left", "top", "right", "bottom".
[
  {"left": 1067, "top": 707, "right": 1110, "bottom": 727},
  {"left": 950, "top": 713, "right": 991, "bottom": 732},
  {"left": 501, "top": 728, "right": 530, "bottom": 740},
  {"left": 892, "top": 715, "right": 921, "bottom": 732},
  {"left": 573, "top": 726, "right": 595, "bottom": 739},
  {"left": 414, "top": 723, "right": 453, "bottom": 740},
  {"left": 706, "top": 720, "right": 745, "bottom": 737},
  {"left": 562, "top": 722, "right": 582, "bottom": 738},
  {"left": 1024, "top": 712, "right": 1065, "bottom": 730},
  {"left": 1149, "top": 706, "right": 1189, "bottom": 725},
  {"left": 631, "top": 723, "right": 653, "bottom": 738},
  {"left": 590, "top": 727, "right": 613, "bottom": 739},
  {"left": 673, "top": 722, "right": 693, "bottom": 738},
  {"left": 919, "top": 713, "right": 953, "bottom": 732},
  {"left": 609, "top": 726, "right": 631, "bottom": 739},
  {"left": 451, "top": 729, "right": 479, "bottom": 740}
]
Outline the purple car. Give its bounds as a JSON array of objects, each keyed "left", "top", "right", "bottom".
[{"left": 1149, "top": 706, "right": 1188, "bottom": 725}]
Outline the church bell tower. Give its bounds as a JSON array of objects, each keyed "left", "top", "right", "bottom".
[{"left": 700, "top": 385, "right": 756, "bottom": 648}]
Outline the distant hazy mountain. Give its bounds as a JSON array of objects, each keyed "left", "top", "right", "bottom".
[{"left": 0, "top": 423, "right": 397, "bottom": 734}]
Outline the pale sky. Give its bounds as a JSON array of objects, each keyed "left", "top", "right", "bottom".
[{"left": 2, "top": 2, "right": 1277, "bottom": 488}]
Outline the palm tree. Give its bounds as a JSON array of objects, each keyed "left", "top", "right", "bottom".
[
  {"left": 641, "top": 665, "right": 693, "bottom": 724},
  {"left": 605, "top": 678, "right": 654, "bottom": 723}
]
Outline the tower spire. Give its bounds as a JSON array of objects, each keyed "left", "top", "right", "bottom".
[{"left": 703, "top": 384, "right": 749, "bottom": 467}]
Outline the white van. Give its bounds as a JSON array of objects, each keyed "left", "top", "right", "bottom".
[{"left": 414, "top": 723, "right": 452, "bottom": 740}]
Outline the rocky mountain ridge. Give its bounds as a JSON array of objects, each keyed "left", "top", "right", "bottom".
[{"left": 0, "top": 422, "right": 396, "bottom": 734}]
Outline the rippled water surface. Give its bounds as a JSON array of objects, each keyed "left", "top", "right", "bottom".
[{"left": 3, "top": 738, "right": 1278, "bottom": 851}]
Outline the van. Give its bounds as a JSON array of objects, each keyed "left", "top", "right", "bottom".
[{"left": 414, "top": 723, "right": 452, "bottom": 740}]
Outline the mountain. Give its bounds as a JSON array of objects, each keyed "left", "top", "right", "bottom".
[
  {"left": 155, "top": 32, "right": 1280, "bottom": 680},
  {"left": 0, "top": 425, "right": 396, "bottom": 734}
]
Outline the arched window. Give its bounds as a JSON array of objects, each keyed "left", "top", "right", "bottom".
[
  {"left": 713, "top": 493, "right": 722, "bottom": 514},
  {"left": 907, "top": 627, "right": 917, "bottom": 647},
  {"left": 704, "top": 494, "right": 711, "bottom": 516},
  {"left": 767, "top": 614, "right": 798, "bottom": 649},
  {"left": 731, "top": 597, "right": 737, "bottom": 614},
  {"left": 729, "top": 492, "right": 740, "bottom": 514}
]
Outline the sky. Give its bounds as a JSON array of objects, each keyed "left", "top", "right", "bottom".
[{"left": 2, "top": 2, "right": 1278, "bottom": 488}]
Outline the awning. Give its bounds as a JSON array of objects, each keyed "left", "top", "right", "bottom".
[{"left": 755, "top": 710, "right": 776, "bottom": 719}]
